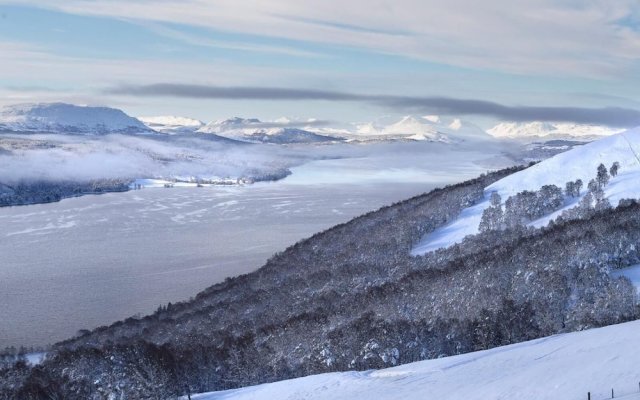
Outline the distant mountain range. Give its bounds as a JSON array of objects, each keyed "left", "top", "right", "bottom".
[
  {"left": 0, "top": 102, "right": 625, "bottom": 143},
  {"left": 350, "top": 115, "right": 491, "bottom": 143},
  {"left": 487, "top": 121, "right": 623, "bottom": 139},
  {"left": 196, "top": 117, "right": 340, "bottom": 144}
]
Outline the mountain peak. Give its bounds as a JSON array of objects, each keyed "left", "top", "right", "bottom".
[{"left": 381, "top": 115, "right": 444, "bottom": 141}]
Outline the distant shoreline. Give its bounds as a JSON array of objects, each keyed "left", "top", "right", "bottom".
[{"left": 0, "top": 170, "right": 292, "bottom": 207}]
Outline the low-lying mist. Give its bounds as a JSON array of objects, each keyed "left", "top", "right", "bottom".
[
  {"left": 0, "top": 131, "right": 529, "bottom": 191},
  {"left": 0, "top": 133, "right": 301, "bottom": 184}
]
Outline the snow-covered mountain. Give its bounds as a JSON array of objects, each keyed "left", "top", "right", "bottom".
[
  {"left": 192, "top": 319, "right": 640, "bottom": 400},
  {"left": 350, "top": 115, "right": 492, "bottom": 143},
  {"left": 413, "top": 127, "right": 640, "bottom": 254},
  {"left": 382, "top": 115, "right": 447, "bottom": 141},
  {"left": 441, "top": 117, "right": 493, "bottom": 141},
  {"left": 230, "top": 127, "right": 340, "bottom": 144},
  {"left": 0, "top": 103, "right": 153, "bottom": 134},
  {"left": 197, "top": 117, "right": 261, "bottom": 134},
  {"left": 138, "top": 115, "right": 204, "bottom": 134},
  {"left": 488, "top": 121, "right": 622, "bottom": 139},
  {"left": 197, "top": 117, "right": 340, "bottom": 144}
]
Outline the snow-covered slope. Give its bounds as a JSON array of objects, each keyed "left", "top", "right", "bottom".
[
  {"left": 0, "top": 103, "right": 153, "bottom": 134},
  {"left": 412, "top": 128, "right": 640, "bottom": 254},
  {"left": 351, "top": 115, "right": 492, "bottom": 143},
  {"left": 442, "top": 117, "right": 493, "bottom": 141},
  {"left": 382, "top": 116, "right": 446, "bottom": 141},
  {"left": 193, "top": 320, "right": 640, "bottom": 400},
  {"left": 488, "top": 121, "right": 622, "bottom": 139},
  {"left": 138, "top": 116, "right": 204, "bottom": 134},
  {"left": 231, "top": 127, "right": 339, "bottom": 144},
  {"left": 197, "top": 117, "right": 261, "bottom": 134},
  {"left": 197, "top": 117, "right": 339, "bottom": 144}
]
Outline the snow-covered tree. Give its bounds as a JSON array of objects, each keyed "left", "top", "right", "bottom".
[
  {"left": 479, "top": 192, "right": 503, "bottom": 232},
  {"left": 588, "top": 179, "right": 599, "bottom": 194},
  {"left": 610, "top": 161, "right": 620, "bottom": 177},
  {"left": 579, "top": 191, "right": 594, "bottom": 216},
  {"left": 597, "top": 163, "right": 610, "bottom": 189},
  {"left": 565, "top": 181, "right": 575, "bottom": 198},
  {"left": 574, "top": 179, "right": 583, "bottom": 196},
  {"left": 490, "top": 191, "right": 501, "bottom": 207},
  {"left": 538, "top": 185, "right": 564, "bottom": 214}
]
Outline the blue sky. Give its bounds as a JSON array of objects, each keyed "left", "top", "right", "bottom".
[{"left": 0, "top": 0, "right": 639, "bottom": 125}]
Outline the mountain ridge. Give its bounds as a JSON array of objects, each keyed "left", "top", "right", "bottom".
[
  {"left": 0, "top": 103, "right": 153, "bottom": 134},
  {"left": 197, "top": 117, "right": 340, "bottom": 143},
  {"left": 488, "top": 121, "right": 622, "bottom": 139}
]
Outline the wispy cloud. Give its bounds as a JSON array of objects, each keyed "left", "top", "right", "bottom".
[
  {"left": 9, "top": 0, "right": 640, "bottom": 77},
  {"left": 106, "top": 83, "right": 640, "bottom": 127},
  {"left": 134, "top": 21, "right": 325, "bottom": 58}
]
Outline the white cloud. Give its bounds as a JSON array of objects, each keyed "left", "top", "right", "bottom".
[
  {"left": 4, "top": 0, "right": 640, "bottom": 77},
  {"left": 0, "top": 41, "right": 330, "bottom": 110}
]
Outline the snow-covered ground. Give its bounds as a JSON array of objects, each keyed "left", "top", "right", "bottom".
[
  {"left": 192, "top": 320, "right": 640, "bottom": 400},
  {"left": 412, "top": 128, "right": 640, "bottom": 255}
]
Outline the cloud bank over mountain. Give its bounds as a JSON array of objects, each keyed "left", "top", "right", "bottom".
[{"left": 108, "top": 84, "right": 640, "bottom": 127}]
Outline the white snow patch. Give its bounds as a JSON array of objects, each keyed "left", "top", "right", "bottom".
[
  {"left": 25, "top": 352, "right": 46, "bottom": 366},
  {"left": 191, "top": 320, "right": 640, "bottom": 400}
]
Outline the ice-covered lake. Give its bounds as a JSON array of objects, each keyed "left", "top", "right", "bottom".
[
  {"left": 0, "top": 140, "right": 516, "bottom": 348},
  {"left": 0, "top": 180, "right": 438, "bottom": 348}
]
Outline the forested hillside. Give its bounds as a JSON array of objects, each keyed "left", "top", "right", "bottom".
[
  {"left": 2, "top": 164, "right": 639, "bottom": 399},
  {"left": 0, "top": 180, "right": 131, "bottom": 207}
]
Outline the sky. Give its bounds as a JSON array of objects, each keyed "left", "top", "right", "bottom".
[{"left": 1, "top": 0, "right": 640, "bottom": 126}]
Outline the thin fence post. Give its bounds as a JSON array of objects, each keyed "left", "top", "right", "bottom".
[
  {"left": 587, "top": 392, "right": 590, "bottom": 400},
  {"left": 612, "top": 388, "right": 614, "bottom": 398}
]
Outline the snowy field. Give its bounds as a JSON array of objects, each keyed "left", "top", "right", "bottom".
[
  {"left": 413, "top": 128, "right": 640, "bottom": 255},
  {"left": 193, "top": 320, "right": 640, "bottom": 400}
]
